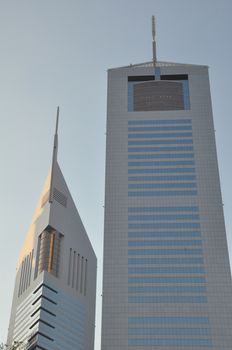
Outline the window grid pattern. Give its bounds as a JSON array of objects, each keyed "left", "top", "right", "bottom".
[
  {"left": 128, "top": 119, "right": 197, "bottom": 197},
  {"left": 127, "top": 118, "right": 212, "bottom": 347}
]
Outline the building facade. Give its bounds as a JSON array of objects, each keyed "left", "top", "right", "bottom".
[
  {"left": 7, "top": 113, "right": 97, "bottom": 350},
  {"left": 101, "top": 61, "right": 232, "bottom": 349}
]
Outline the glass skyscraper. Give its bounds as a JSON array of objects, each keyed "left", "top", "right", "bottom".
[
  {"left": 101, "top": 57, "right": 232, "bottom": 348},
  {"left": 7, "top": 110, "right": 97, "bottom": 350}
]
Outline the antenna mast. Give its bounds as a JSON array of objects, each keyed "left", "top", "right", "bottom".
[
  {"left": 49, "top": 106, "right": 60, "bottom": 203},
  {"left": 152, "top": 15, "right": 157, "bottom": 67}
]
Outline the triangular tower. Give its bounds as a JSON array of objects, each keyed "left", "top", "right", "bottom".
[{"left": 7, "top": 109, "right": 97, "bottom": 350}]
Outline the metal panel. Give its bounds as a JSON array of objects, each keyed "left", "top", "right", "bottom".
[{"left": 133, "top": 80, "right": 184, "bottom": 111}]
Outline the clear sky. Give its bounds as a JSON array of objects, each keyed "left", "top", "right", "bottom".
[{"left": 1, "top": 0, "right": 232, "bottom": 348}]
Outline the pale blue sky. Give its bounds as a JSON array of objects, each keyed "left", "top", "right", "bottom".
[{"left": 1, "top": 1, "right": 232, "bottom": 348}]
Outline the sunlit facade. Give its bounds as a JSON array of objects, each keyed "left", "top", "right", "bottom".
[
  {"left": 7, "top": 116, "right": 97, "bottom": 350},
  {"left": 101, "top": 61, "right": 232, "bottom": 349}
]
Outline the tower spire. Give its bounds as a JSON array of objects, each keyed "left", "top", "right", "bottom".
[
  {"left": 152, "top": 15, "right": 157, "bottom": 66},
  {"left": 49, "top": 106, "right": 60, "bottom": 203}
]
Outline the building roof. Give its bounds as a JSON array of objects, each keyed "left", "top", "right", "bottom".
[{"left": 109, "top": 60, "right": 208, "bottom": 71}]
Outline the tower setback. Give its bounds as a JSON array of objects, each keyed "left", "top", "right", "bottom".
[{"left": 7, "top": 109, "right": 97, "bottom": 350}]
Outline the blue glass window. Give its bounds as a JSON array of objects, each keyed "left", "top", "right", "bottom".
[
  {"left": 128, "top": 119, "right": 192, "bottom": 125},
  {"left": 128, "top": 139, "right": 193, "bottom": 145},
  {"left": 128, "top": 295, "right": 207, "bottom": 304},
  {"left": 128, "top": 316, "right": 209, "bottom": 324},
  {"left": 128, "top": 327, "right": 209, "bottom": 335},
  {"left": 128, "top": 146, "right": 194, "bottom": 152},
  {"left": 128, "top": 213, "right": 199, "bottom": 220},
  {"left": 128, "top": 132, "right": 192, "bottom": 139},
  {"left": 128, "top": 160, "right": 194, "bottom": 167},
  {"left": 128, "top": 222, "right": 200, "bottom": 229},
  {"left": 128, "top": 296, "right": 207, "bottom": 303},
  {"left": 128, "top": 175, "right": 196, "bottom": 182},
  {"left": 128, "top": 126, "right": 192, "bottom": 132},
  {"left": 128, "top": 248, "right": 203, "bottom": 256},
  {"left": 128, "top": 231, "right": 201, "bottom": 238},
  {"left": 128, "top": 183, "right": 196, "bottom": 189},
  {"left": 128, "top": 190, "right": 197, "bottom": 197},
  {"left": 128, "top": 168, "right": 195, "bottom": 174},
  {"left": 128, "top": 206, "right": 199, "bottom": 212},
  {"left": 182, "top": 80, "right": 191, "bottom": 110},
  {"left": 128, "top": 276, "right": 205, "bottom": 283},
  {"left": 128, "top": 338, "right": 212, "bottom": 347},
  {"left": 128, "top": 257, "right": 204, "bottom": 265},
  {"left": 128, "top": 240, "right": 202, "bottom": 247},
  {"left": 128, "top": 153, "right": 194, "bottom": 160},
  {"left": 128, "top": 82, "right": 134, "bottom": 112},
  {"left": 128, "top": 266, "right": 204, "bottom": 274},
  {"left": 128, "top": 286, "right": 207, "bottom": 293},
  {"left": 155, "top": 67, "right": 161, "bottom": 79}
]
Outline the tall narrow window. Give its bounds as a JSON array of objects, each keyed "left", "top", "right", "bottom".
[
  {"left": 72, "top": 251, "right": 76, "bottom": 288},
  {"left": 28, "top": 250, "right": 33, "bottom": 285},
  {"left": 22, "top": 256, "right": 29, "bottom": 293},
  {"left": 68, "top": 248, "right": 72, "bottom": 285},
  {"left": 80, "top": 257, "right": 84, "bottom": 294},
  {"left": 25, "top": 255, "right": 31, "bottom": 290},
  {"left": 84, "top": 259, "right": 88, "bottom": 296},
  {"left": 18, "top": 260, "right": 25, "bottom": 296},
  {"left": 76, "top": 254, "right": 80, "bottom": 291}
]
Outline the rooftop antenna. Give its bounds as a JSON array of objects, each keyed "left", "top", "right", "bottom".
[
  {"left": 152, "top": 15, "right": 157, "bottom": 67},
  {"left": 49, "top": 106, "right": 59, "bottom": 203}
]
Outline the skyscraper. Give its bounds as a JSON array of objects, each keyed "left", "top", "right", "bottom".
[
  {"left": 7, "top": 108, "right": 97, "bottom": 350},
  {"left": 101, "top": 18, "right": 232, "bottom": 349}
]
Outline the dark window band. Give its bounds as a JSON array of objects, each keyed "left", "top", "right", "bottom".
[
  {"left": 128, "top": 75, "right": 154, "bottom": 82},
  {"left": 161, "top": 74, "right": 188, "bottom": 80},
  {"left": 27, "top": 345, "right": 49, "bottom": 350},
  {"left": 31, "top": 306, "right": 56, "bottom": 318},
  {"left": 32, "top": 294, "right": 57, "bottom": 306},
  {"left": 28, "top": 331, "right": 54, "bottom": 343},
  {"left": 128, "top": 74, "right": 188, "bottom": 82},
  {"left": 29, "top": 318, "right": 55, "bottom": 329},
  {"left": 33, "top": 283, "right": 58, "bottom": 295}
]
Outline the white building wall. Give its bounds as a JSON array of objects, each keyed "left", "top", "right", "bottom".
[
  {"left": 7, "top": 161, "right": 97, "bottom": 350},
  {"left": 101, "top": 63, "right": 232, "bottom": 350}
]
